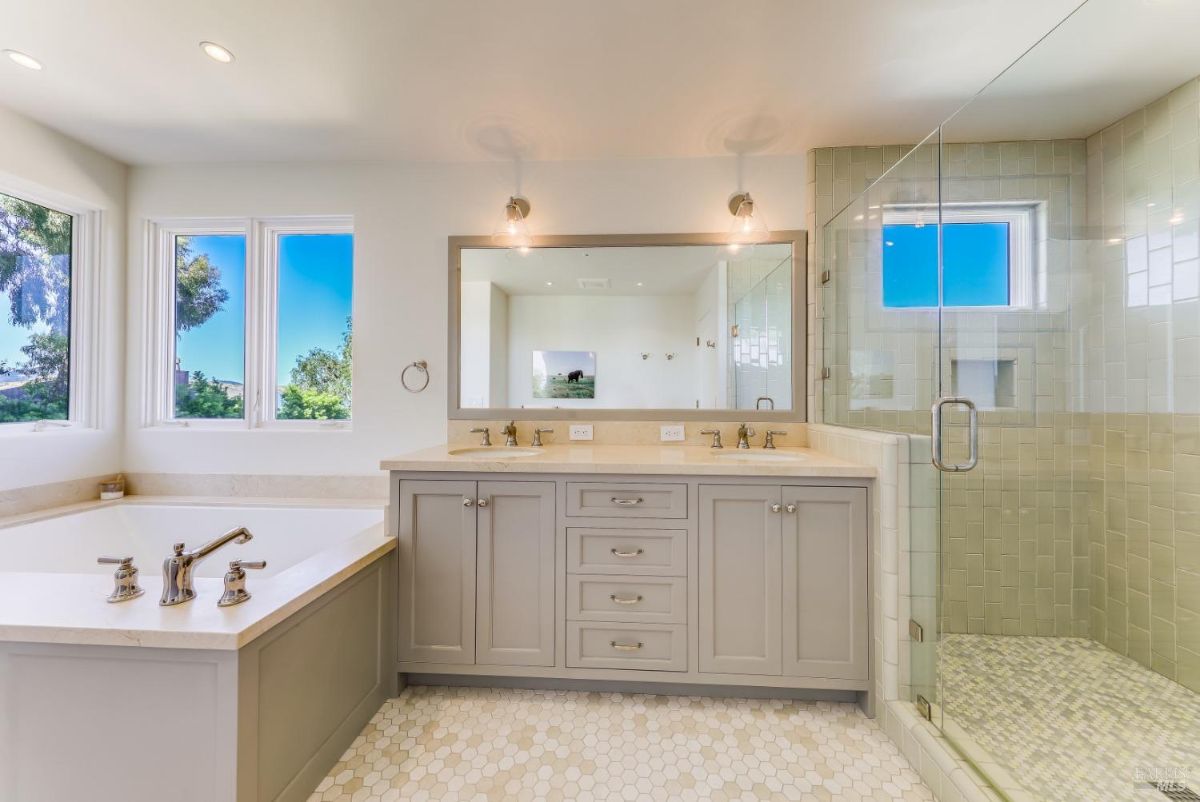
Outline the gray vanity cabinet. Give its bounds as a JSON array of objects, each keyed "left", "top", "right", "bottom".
[
  {"left": 397, "top": 479, "right": 478, "bottom": 664},
  {"left": 699, "top": 483, "right": 868, "bottom": 682},
  {"left": 781, "top": 486, "right": 868, "bottom": 681},
  {"left": 397, "top": 479, "right": 555, "bottom": 668},
  {"left": 475, "top": 481, "right": 556, "bottom": 667},
  {"left": 698, "top": 485, "right": 783, "bottom": 675}
]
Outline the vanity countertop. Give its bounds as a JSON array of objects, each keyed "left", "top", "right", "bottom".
[{"left": 381, "top": 443, "right": 875, "bottom": 478}]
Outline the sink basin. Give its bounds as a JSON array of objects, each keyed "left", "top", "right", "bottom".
[
  {"left": 448, "top": 447, "right": 541, "bottom": 459},
  {"left": 713, "top": 451, "right": 807, "bottom": 463}
]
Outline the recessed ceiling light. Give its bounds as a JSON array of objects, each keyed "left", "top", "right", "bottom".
[
  {"left": 545, "top": 281, "right": 553, "bottom": 286},
  {"left": 636, "top": 282, "right": 644, "bottom": 287},
  {"left": 4, "top": 49, "right": 43, "bottom": 71},
  {"left": 199, "top": 41, "right": 235, "bottom": 64}
]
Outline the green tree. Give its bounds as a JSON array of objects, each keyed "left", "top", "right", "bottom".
[
  {"left": 278, "top": 385, "right": 348, "bottom": 420},
  {"left": 0, "top": 194, "right": 72, "bottom": 329},
  {"left": 278, "top": 318, "right": 352, "bottom": 420},
  {"left": 175, "top": 371, "right": 243, "bottom": 419},
  {"left": 174, "top": 236, "right": 229, "bottom": 332}
]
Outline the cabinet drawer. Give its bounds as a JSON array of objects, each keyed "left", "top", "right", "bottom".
[
  {"left": 567, "top": 575, "right": 687, "bottom": 624},
  {"left": 566, "top": 623, "right": 687, "bottom": 671},
  {"left": 566, "top": 482, "right": 687, "bottom": 519},
  {"left": 567, "top": 528, "right": 687, "bottom": 576}
]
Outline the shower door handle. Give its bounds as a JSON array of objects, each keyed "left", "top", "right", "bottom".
[{"left": 931, "top": 396, "right": 978, "bottom": 472}]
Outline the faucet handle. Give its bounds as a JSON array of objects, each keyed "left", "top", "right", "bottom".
[
  {"left": 172, "top": 542, "right": 186, "bottom": 556},
  {"left": 764, "top": 430, "right": 786, "bottom": 449},
  {"left": 97, "top": 556, "right": 144, "bottom": 603},
  {"left": 218, "top": 560, "right": 267, "bottom": 608},
  {"left": 469, "top": 426, "right": 491, "bottom": 446},
  {"left": 699, "top": 429, "right": 723, "bottom": 448},
  {"left": 532, "top": 427, "right": 554, "bottom": 447}
]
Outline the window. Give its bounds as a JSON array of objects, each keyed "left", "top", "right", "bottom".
[
  {"left": 0, "top": 191, "right": 81, "bottom": 426},
  {"left": 882, "top": 203, "right": 1038, "bottom": 309},
  {"left": 173, "top": 234, "right": 246, "bottom": 419},
  {"left": 148, "top": 217, "right": 353, "bottom": 428}
]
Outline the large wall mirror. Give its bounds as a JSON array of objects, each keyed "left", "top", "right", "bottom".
[{"left": 449, "top": 232, "right": 806, "bottom": 420}]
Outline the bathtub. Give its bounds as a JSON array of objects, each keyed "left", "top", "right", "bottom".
[{"left": 0, "top": 497, "right": 397, "bottom": 802}]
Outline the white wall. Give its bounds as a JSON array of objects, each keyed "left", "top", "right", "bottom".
[
  {"left": 0, "top": 107, "right": 126, "bottom": 491},
  {"left": 506, "top": 295, "right": 696, "bottom": 409},
  {"left": 125, "top": 155, "right": 805, "bottom": 476}
]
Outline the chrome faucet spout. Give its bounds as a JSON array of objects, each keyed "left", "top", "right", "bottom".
[{"left": 160, "top": 527, "right": 253, "bottom": 606}]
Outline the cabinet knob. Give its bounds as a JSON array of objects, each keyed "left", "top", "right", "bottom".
[
  {"left": 785, "top": 503, "right": 797, "bottom": 514},
  {"left": 770, "top": 503, "right": 782, "bottom": 513},
  {"left": 477, "top": 498, "right": 490, "bottom": 508},
  {"left": 463, "top": 497, "right": 475, "bottom": 507}
]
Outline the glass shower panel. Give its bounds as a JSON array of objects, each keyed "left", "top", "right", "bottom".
[
  {"left": 928, "top": 0, "right": 1200, "bottom": 798},
  {"left": 820, "top": 134, "right": 943, "bottom": 712},
  {"left": 729, "top": 251, "right": 792, "bottom": 410}
]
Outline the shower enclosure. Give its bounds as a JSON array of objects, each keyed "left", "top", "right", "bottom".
[{"left": 820, "top": 0, "right": 1200, "bottom": 798}]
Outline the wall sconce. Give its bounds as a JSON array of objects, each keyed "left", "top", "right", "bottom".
[
  {"left": 492, "top": 196, "right": 533, "bottom": 250},
  {"left": 727, "top": 192, "right": 770, "bottom": 250}
]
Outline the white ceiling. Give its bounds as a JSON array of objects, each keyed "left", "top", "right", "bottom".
[
  {"left": 461, "top": 244, "right": 791, "bottom": 297},
  {"left": 0, "top": 0, "right": 1091, "bottom": 165}
]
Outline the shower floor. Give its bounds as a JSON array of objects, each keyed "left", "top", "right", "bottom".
[{"left": 938, "top": 634, "right": 1200, "bottom": 801}]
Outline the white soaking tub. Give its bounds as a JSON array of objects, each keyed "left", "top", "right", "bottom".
[{"left": 0, "top": 497, "right": 397, "bottom": 802}]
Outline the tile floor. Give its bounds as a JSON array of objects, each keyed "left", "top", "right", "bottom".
[
  {"left": 940, "top": 635, "right": 1200, "bottom": 802},
  {"left": 309, "top": 686, "right": 934, "bottom": 801}
]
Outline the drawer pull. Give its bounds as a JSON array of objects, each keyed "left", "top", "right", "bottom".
[
  {"left": 609, "top": 593, "right": 643, "bottom": 605},
  {"left": 610, "top": 497, "right": 644, "bottom": 506},
  {"left": 610, "top": 640, "right": 643, "bottom": 651},
  {"left": 610, "top": 547, "right": 644, "bottom": 558}
]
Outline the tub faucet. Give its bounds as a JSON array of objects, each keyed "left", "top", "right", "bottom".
[{"left": 160, "top": 527, "right": 253, "bottom": 606}]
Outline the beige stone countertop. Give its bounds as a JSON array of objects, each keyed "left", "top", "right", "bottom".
[
  {"left": 0, "top": 502, "right": 395, "bottom": 651},
  {"left": 381, "top": 443, "right": 875, "bottom": 478}
]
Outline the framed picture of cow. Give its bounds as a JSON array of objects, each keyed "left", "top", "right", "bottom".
[{"left": 532, "top": 350, "right": 596, "bottom": 399}]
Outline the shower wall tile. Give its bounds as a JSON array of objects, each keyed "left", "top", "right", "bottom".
[{"left": 1086, "top": 75, "right": 1200, "bottom": 695}]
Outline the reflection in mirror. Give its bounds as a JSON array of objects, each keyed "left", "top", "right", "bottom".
[{"left": 457, "top": 242, "right": 796, "bottom": 412}]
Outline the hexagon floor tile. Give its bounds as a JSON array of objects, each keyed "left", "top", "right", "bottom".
[{"left": 308, "top": 685, "right": 934, "bottom": 801}]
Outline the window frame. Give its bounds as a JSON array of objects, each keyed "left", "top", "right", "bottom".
[
  {"left": 144, "top": 215, "right": 353, "bottom": 431},
  {"left": 0, "top": 177, "right": 101, "bottom": 435},
  {"left": 881, "top": 201, "right": 1042, "bottom": 310}
]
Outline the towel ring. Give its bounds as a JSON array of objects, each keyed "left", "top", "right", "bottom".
[{"left": 401, "top": 360, "right": 430, "bottom": 393}]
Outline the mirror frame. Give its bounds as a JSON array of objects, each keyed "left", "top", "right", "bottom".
[{"left": 448, "top": 230, "right": 807, "bottom": 421}]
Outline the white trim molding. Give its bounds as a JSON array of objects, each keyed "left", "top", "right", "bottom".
[{"left": 142, "top": 215, "right": 354, "bottom": 431}]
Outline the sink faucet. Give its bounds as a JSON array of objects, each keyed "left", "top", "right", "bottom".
[
  {"left": 160, "top": 527, "right": 253, "bottom": 606},
  {"left": 502, "top": 420, "right": 519, "bottom": 447},
  {"left": 470, "top": 426, "right": 491, "bottom": 446},
  {"left": 736, "top": 423, "right": 756, "bottom": 449}
]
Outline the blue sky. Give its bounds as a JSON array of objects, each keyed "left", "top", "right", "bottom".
[
  {"left": 175, "top": 233, "right": 353, "bottom": 385},
  {"left": 882, "top": 222, "right": 1010, "bottom": 307}
]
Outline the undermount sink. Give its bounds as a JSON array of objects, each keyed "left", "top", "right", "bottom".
[
  {"left": 448, "top": 447, "right": 541, "bottom": 459},
  {"left": 713, "top": 450, "right": 807, "bottom": 463}
]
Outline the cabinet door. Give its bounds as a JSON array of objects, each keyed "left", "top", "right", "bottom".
[
  {"left": 476, "top": 481, "right": 556, "bottom": 666},
  {"left": 397, "top": 479, "right": 477, "bottom": 664},
  {"left": 698, "top": 484, "right": 782, "bottom": 675},
  {"left": 782, "top": 486, "right": 868, "bottom": 680}
]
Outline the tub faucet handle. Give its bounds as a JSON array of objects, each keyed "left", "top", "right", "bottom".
[
  {"left": 218, "top": 559, "right": 268, "bottom": 607},
  {"left": 97, "top": 555, "right": 145, "bottom": 603}
]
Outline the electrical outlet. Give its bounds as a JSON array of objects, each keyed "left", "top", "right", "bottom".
[
  {"left": 569, "top": 424, "right": 594, "bottom": 441},
  {"left": 660, "top": 424, "right": 685, "bottom": 442}
]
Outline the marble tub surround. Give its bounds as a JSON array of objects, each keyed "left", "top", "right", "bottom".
[
  {"left": 0, "top": 497, "right": 392, "bottom": 650},
  {"left": 124, "top": 472, "right": 388, "bottom": 500},
  {"left": 448, "top": 419, "right": 811, "bottom": 448},
  {"left": 0, "top": 473, "right": 123, "bottom": 519},
  {"left": 382, "top": 441, "right": 873, "bottom": 477}
]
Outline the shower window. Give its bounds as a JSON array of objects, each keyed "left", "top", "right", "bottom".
[{"left": 882, "top": 202, "right": 1039, "bottom": 308}]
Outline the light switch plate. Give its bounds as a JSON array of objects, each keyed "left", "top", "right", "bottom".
[
  {"left": 569, "top": 424, "right": 594, "bottom": 441},
  {"left": 660, "top": 425, "right": 685, "bottom": 442}
]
